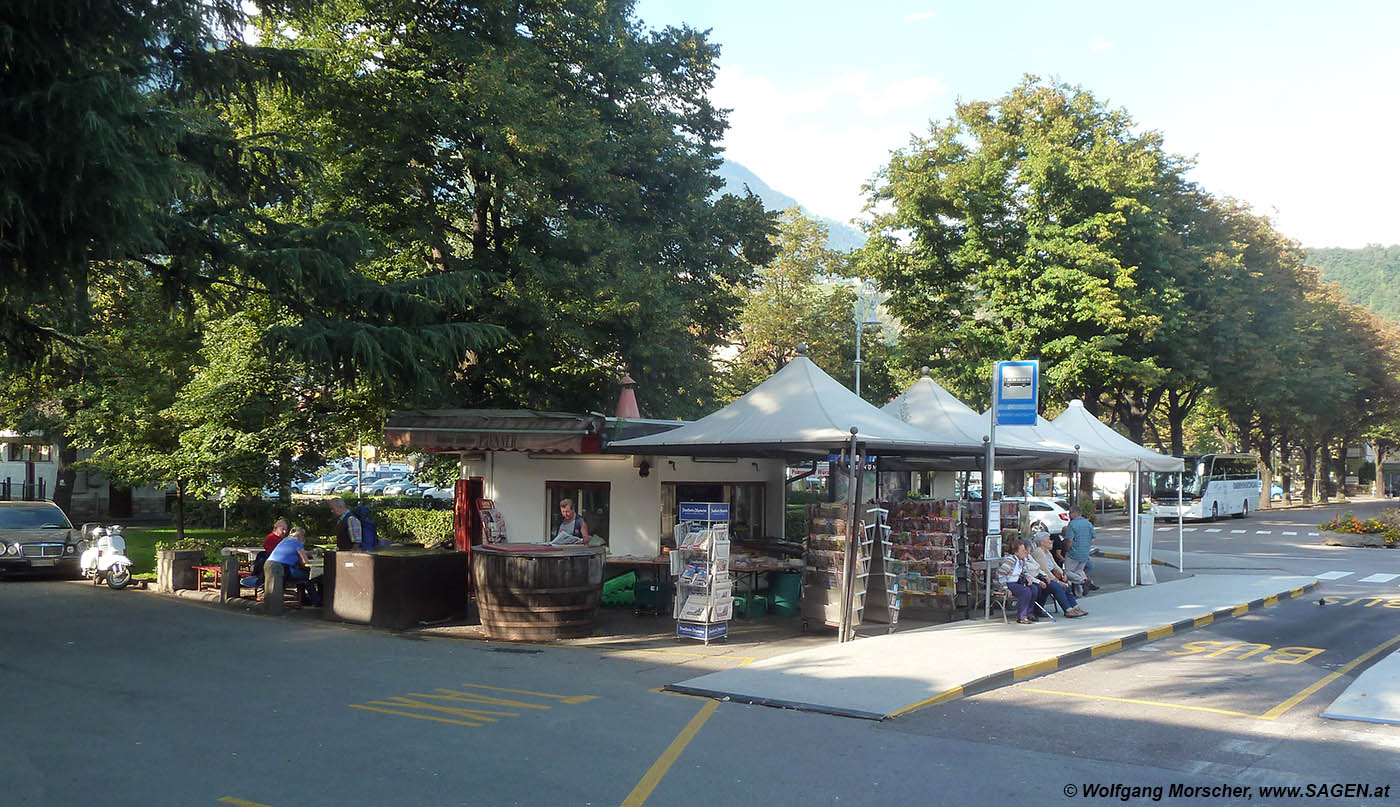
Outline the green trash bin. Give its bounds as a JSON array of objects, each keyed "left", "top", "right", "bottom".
[{"left": 769, "top": 571, "right": 802, "bottom": 616}]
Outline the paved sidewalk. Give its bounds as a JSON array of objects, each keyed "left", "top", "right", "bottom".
[
  {"left": 666, "top": 574, "right": 1317, "bottom": 720},
  {"left": 1322, "top": 647, "right": 1400, "bottom": 726}
]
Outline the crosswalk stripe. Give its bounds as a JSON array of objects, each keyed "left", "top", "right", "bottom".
[
  {"left": 1282, "top": 531, "right": 1297, "bottom": 535},
  {"left": 1182, "top": 528, "right": 1197, "bottom": 532},
  {"left": 1308, "top": 532, "right": 1319, "bottom": 536},
  {"left": 1357, "top": 573, "right": 1400, "bottom": 584},
  {"left": 1314, "top": 571, "right": 1354, "bottom": 580},
  {"left": 1206, "top": 528, "right": 1222, "bottom": 533},
  {"left": 1256, "top": 530, "right": 1272, "bottom": 534},
  {"left": 1230, "top": 529, "right": 1247, "bottom": 533}
]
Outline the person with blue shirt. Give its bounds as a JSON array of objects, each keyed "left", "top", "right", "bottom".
[
  {"left": 268, "top": 526, "right": 321, "bottom": 606},
  {"left": 1062, "top": 506, "right": 1099, "bottom": 594}
]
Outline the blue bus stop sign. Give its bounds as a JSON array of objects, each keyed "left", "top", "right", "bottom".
[{"left": 995, "top": 360, "right": 1039, "bottom": 426}]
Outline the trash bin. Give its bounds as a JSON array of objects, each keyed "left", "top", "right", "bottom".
[{"left": 769, "top": 571, "right": 802, "bottom": 616}]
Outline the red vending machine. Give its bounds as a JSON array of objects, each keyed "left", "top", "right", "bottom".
[{"left": 454, "top": 476, "right": 486, "bottom": 552}]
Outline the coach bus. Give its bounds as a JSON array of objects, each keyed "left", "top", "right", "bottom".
[{"left": 1149, "top": 454, "right": 1262, "bottom": 520}]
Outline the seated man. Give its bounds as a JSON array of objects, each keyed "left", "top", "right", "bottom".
[
  {"left": 267, "top": 526, "right": 321, "bottom": 606},
  {"left": 1031, "top": 530, "right": 1087, "bottom": 617}
]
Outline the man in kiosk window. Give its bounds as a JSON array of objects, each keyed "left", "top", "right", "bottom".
[{"left": 550, "top": 498, "right": 591, "bottom": 545}]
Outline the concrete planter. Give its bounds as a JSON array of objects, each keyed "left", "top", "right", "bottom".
[
  {"left": 156, "top": 549, "right": 204, "bottom": 592},
  {"left": 1318, "top": 530, "right": 1394, "bottom": 549}
]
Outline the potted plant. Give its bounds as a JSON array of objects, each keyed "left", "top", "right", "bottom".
[{"left": 1317, "top": 511, "right": 1399, "bottom": 548}]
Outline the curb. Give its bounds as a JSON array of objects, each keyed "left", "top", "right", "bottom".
[
  {"left": 882, "top": 579, "right": 1320, "bottom": 719},
  {"left": 1098, "top": 551, "right": 1174, "bottom": 566}
]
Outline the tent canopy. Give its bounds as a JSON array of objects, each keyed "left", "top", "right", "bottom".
[
  {"left": 606, "top": 354, "right": 993, "bottom": 459},
  {"left": 881, "top": 371, "right": 1077, "bottom": 469},
  {"left": 1049, "top": 399, "right": 1184, "bottom": 472}
]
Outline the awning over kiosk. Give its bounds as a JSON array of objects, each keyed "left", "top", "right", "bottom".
[{"left": 384, "top": 410, "right": 607, "bottom": 454}]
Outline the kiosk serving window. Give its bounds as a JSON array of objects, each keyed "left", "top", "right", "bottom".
[
  {"left": 661, "top": 483, "right": 764, "bottom": 544},
  {"left": 546, "top": 481, "right": 610, "bottom": 545}
]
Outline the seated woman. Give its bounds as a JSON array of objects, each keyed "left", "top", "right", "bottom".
[
  {"left": 995, "top": 540, "right": 1040, "bottom": 624},
  {"left": 1031, "top": 531, "right": 1087, "bottom": 618},
  {"left": 267, "top": 526, "right": 321, "bottom": 606}
]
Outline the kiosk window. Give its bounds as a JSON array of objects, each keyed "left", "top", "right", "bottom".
[
  {"left": 546, "top": 482, "right": 610, "bottom": 545},
  {"left": 662, "top": 482, "right": 764, "bottom": 544}
]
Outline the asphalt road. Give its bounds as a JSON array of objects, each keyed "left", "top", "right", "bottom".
[{"left": 3, "top": 500, "right": 1398, "bottom": 807}]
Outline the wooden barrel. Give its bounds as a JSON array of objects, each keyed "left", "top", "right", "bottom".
[{"left": 472, "top": 544, "right": 605, "bottom": 640}]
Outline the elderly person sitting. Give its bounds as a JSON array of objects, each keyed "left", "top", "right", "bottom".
[
  {"left": 995, "top": 540, "right": 1041, "bottom": 624},
  {"left": 1031, "top": 530, "right": 1087, "bottom": 618}
]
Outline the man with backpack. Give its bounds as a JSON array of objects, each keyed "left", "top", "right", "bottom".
[{"left": 329, "top": 497, "right": 380, "bottom": 551}]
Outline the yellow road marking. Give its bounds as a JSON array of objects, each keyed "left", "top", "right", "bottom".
[
  {"left": 374, "top": 697, "right": 513, "bottom": 722},
  {"left": 1022, "top": 688, "right": 1259, "bottom": 719},
  {"left": 887, "top": 686, "right": 964, "bottom": 718},
  {"left": 348, "top": 704, "right": 483, "bottom": 727},
  {"left": 1289, "top": 587, "right": 1305, "bottom": 598},
  {"left": 218, "top": 799, "right": 275, "bottom": 807},
  {"left": 621, "top": 700, "right": 720, "bottom": 807},
  {"left": 1147, "top": 625, "right": 1174, "bottom": 640},
  {"left": 1232, "top": 604, "right": 1250, "bottom": 616},
  {"left": 1013, "top": 659, "right": 1057, "bottom": 679},
  {"left": 1194, "top": 614, "right": 1214, "bottom": 627},
  {"left": 1258, "top": 632, "right": 1400, "bottom": 720},
  {"left": 431, "top": 688, "right": 552, "bottom": 710},
  {"left": 403, "top": 693, "right": 518, "bottom": 716},
  {"left": 1091, "top": 639, "right": 1122, "bottom": 658},
  {"left": 1262, "top": 595, "right": 1279, "bottom": 606},
  {"left": 455, "top": 682, "right": 597, "bottom": 705}
]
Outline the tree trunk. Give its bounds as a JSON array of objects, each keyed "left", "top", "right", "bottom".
[
  {"left": 1279, "top": 438, "right": 1294, "bottom": 503},
  {"left": 174, "top": 478, "right": 188, "bottom": 541},
  {"left": 52, "top": 439, "right": 78, "bottom": 515},
  {"left": 1078, "top": 471, "right": 1096, "bottom": 514},
  {"left": 1005, "top": 470, "right": 1026, "bottom": 497},
  {"left": 1377, "top": 444, "right": 1392, "bottom": 498},
  {"left": 1301, "top": 445, "right": 1316, "bottom": 504},
  {"left": 1164, "top": 385, "right": 1202, "bottom": 459}
]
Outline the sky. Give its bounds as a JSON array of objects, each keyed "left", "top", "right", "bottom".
[{"left": 634, "top": 0, "right": 1400, "bottom": 248}]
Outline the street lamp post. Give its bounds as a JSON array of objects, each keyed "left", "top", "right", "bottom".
[{"left": 853, "top": 280, "right": 880, "bottom": 398}]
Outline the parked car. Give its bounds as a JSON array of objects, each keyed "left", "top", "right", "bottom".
[
  {"left": 1270, "top": 483, "right": 1284, "bottom": 501},
  {"left": 383, "top": 477, "right": 424, "bottom": 497},
  {"left": 421, "top": 485, "right": 455, "bottom": 503},
  {"left": 364, "top": 474, "right": 408, "bottom": 495},
  {"left": 1002, "top": 496, "right": 1071, "bottom": 535},
  {"left": 0, "top": 501, "right": 84, "bottom": 578},
  {"left": 302, "top": 472, "right": 356, "bottom": 496}
]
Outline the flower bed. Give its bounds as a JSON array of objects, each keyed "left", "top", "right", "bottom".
[{"left": 1318, "top": 510, "right": 1399, "bottom": 548}]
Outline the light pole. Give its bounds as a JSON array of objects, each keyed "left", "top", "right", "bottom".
[{"left": 853, "top": 280, "right": 881, "bottom": 398}]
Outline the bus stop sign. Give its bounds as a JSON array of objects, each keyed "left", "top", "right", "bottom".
[{"left": 995, "top": 360, "right": 1039, "bottom": 426}]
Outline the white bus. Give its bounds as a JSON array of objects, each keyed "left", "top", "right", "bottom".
[{"left": 1149, "top": 454, "right": 1262, "bottom": 520}]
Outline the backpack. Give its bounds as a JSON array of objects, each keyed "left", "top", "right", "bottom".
[{"left": 352, "top": 504, "right": 379, "bottom": 549}]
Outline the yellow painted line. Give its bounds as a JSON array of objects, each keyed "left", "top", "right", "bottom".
[
  {"left": 374, "top": 697, "right": 511, "bottom": 722},
  {"left": 431, "top": 688, "right": 551, "bottom": 710},
  {"left": 887, "top": 686, "right": 964, "bottom": 718},
  {"left": 1013, "top": 658, "right": 1058, "bottom": 680},
  {"left": 1091, "top": 639, "right": 1123, "bottom": 658},
  {"left": 1259, "top": 632, "right": 1400, "bottom": 720},
  {"left": 348, "top": 704, "right": 483, "bottom": 727},
  {"left": 1023, "top": 688, "right": 1259, "bottom": 719},
  {"left": 1263, "top": 595, "right": 1279, "bottom": 606},
  {"left": 1147, "top": 625, "right": 1174, "bottom": 640},
  {"left": 1194, "top": 614, "right": 1214, "bottom": 627},
  {"left": 456, "top": 682, "right": 597, "bottom": 705},
  {"left": 1289, "top": 587, "right": 1306, "bottom": 598},
  {"left": 1232, "top": 604, "right": 1250, "bottom": 616},
  {"left": 403, "top": 693, "right": 518, "bottom": 716},
  {"left": 219, "top": 799, "right": 275, "bottom": 807},
  {"left": 621, "top": 700, "right": 720, "bottom": 807}
]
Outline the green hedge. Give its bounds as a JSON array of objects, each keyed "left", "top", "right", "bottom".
[
  {"left": 376, "top": 509, "right": 454, "bottom": 545},
  {"left": 179, "top": 499, "right": 454, "bottom": 548}
]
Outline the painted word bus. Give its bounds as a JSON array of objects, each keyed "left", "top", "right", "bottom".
[{"left": 1149, "top": 454, "right": 1262, "bottom": 520}]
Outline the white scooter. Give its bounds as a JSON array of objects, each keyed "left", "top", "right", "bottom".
[{"left": 80, "top": 525, "right": 133, "bottom": 590}]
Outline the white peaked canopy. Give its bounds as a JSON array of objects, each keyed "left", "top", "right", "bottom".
[
  {"left": 1050, "top": 400, "right": 1184, "bottom": 472},
  {"left": 882, "top": 371, "right": 1076, "bottom": 467},
  {"left": 977, "top": 408, "right": 1112, "bottom": 466},
  {"left": 607, "top": 354, "right": 984, "bottom": 458}
]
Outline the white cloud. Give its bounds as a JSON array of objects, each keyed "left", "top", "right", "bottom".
[
  {"left": 711, "top": 65, "right": 946, "bottom": 225},
  {"left": 903, "top": 11, "right": 936, "bottom": 22}
]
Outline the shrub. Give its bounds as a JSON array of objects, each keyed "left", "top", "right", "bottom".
[
  {"left": 1319, "top": 511, "right": 1385, "bottom": 534},
  {"left": 785, "top": 504, "right": 809, "bottom": 539},
  {"left": 377, "top": 508, "right": 454, "bottom": 546}
]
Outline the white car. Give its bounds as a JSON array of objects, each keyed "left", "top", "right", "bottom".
[
  {"left": 383, "top": 478, "right": 423, "bottom": 496},
  {"left": 421, "top": 485, "right": 454, "bottom": 503},
  {"left": 1002, "top": 496, "right": 1071, "bottom": 535}
]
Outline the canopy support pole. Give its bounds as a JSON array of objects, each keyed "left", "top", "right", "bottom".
[{"left": 1178, "top": 471, "right": 1184, "bottom": 571}]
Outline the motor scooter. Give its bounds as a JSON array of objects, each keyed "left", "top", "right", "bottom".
[{"left": 79, "top": 525, "right": 133, "bottom": 589}]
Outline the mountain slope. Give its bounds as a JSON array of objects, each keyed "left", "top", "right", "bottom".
[
  {"left": 717, "top": 160, "right": 867, "bottom": 252},
  {"left": 1309, "top": 246, "right": 1400, "bottom": 322}
]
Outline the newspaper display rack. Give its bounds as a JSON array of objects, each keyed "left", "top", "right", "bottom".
[{"left": 671, "top": 502, "right": 733, "bottom": 644}]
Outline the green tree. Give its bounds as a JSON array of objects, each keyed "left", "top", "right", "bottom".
[
  {"left": 247, "top": 0, "right": 774, "bottom": 420},
  {"left": 861, "top": 77, "right": 1196, "bottom": 423},
  {"left": 722, "top": 209, "right": 902, "bottom": 404}
]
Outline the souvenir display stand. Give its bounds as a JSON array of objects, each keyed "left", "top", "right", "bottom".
[
  {"left": 881, "top": 499, "right": 962, "bottom": 619},
  {"left": 860, "top": 507, "right": 901, "bottom": 631},
  {"left": 801, "top": 502, "right": 870, "bottom": 631},
  {"left": 672, "top": 502, "right": 733, "bottom": 644}
]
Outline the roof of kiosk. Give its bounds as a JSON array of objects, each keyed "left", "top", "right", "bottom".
[
  {"left": 606, "top": 354, "right": 988, "bottom": 458},
  {"left": 1050, "top": 399, "right": 1185, "bottom": 472}
]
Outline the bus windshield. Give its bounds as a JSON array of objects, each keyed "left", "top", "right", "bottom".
[{"left": 1152, "top": 459, "right": 1202, "bottom": 498}]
